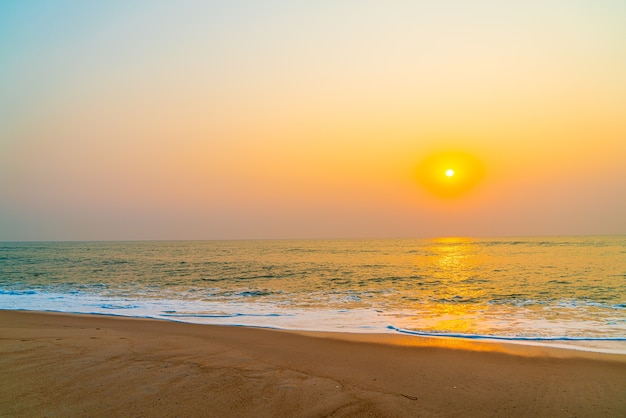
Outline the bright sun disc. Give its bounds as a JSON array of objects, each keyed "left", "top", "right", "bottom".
[{"left": 416, "top": 151, "right": 485, "bottom": 198}]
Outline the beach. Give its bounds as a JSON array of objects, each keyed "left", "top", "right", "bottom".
[{"left": 2, "top": 311, "right": 625, "bottom": 417}]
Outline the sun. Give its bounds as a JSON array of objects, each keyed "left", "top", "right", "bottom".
[{"left": 416, "top": 151, "right": 484, "bottom": 198}]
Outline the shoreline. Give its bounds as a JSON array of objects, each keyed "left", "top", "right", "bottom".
[
  {"left": 3, "top": 306, "right": 625, "bottom": 356},
  {"left": 2, "top": 310, "right": 626, "bottom": 417}
]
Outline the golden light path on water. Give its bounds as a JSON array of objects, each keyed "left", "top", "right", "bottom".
[{"left": 402, "top": 237, "right": 489, "bottom": 334}]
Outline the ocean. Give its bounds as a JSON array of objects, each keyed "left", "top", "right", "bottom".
[{"left": 1, "top": 236, "right": 625, "bottom": 353}]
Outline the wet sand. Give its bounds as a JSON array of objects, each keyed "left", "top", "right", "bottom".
[{"left": 1, "top": 310, "right": 625, "bottom": 417}]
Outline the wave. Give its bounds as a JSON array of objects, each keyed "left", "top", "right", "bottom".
[
  {"left": 0, "top": 289, "right": 37, "bottom": 296},
  {"left": 160, "top": 311, "right": 292, "bottom": 318},
  {"left": 388, "top": 326, "right": 626, "bottom": 342},
  {"left": 99, "top": 304, "right": 139, "bottom": 310}
]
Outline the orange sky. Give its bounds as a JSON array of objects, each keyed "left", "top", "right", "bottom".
[{"left": 1, "top": 1, "right": 625, "bottom": 240}]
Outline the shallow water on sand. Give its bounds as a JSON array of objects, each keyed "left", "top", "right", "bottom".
[{"left": 1, "top": 236, "right": 625, "bottom": 352}]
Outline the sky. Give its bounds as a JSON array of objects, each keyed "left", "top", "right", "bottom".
[{"left": 1, "top": 0, "right": 625, "bottom": 240}]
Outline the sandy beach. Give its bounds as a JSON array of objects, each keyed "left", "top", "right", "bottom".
[{"left": 1, "top": 311, "right": 625, "bottom": 417}]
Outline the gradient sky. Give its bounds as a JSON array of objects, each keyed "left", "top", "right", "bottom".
[{"left": 1, "top": 0, "right": 625, "bottom": 240}]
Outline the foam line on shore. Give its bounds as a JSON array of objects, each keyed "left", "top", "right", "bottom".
[{"left": 388, "top": 325, "right": 626, "bottom": 341}]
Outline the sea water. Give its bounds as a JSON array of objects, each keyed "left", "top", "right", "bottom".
[{"left": 1, "top": 236, "right": 625, "bottom": 353}]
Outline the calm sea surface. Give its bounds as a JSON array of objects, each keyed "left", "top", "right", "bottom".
[{"left": 1, "top": 236, "right": 625, "bottom": 352}]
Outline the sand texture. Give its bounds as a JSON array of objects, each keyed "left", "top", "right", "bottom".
[{"left": 1, "top": 311, "right": 625, "bottom": 417}]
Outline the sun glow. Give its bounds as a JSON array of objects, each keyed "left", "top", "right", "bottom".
[{"left": 416, "top": 151, "right": 485, "bottom": 198}]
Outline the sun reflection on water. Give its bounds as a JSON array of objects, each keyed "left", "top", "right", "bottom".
[{"left": 392, "top": 237, "right": 494, "bottom": 335}]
